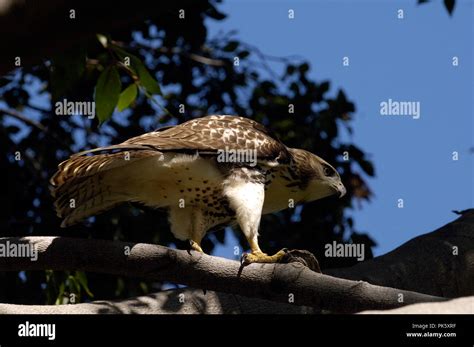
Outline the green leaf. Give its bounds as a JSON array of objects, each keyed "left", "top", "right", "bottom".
[
  {"left": 117, "top": 84, "right": 138, "bottom": 111},
  {"left": 95, "top": 65, "right": 121, "bottom": 124},
  {"left": 139, "top": 281, "right": 149, "bottom": 294},
  {"left": 75, "top": 271, "right": 94, "bottom": 298},
  {"left": 115, "top": 278, "right": 125, "bottom": 297},
  {"left": 96, "top": 34, "right": 108, "bottom": 48},
  {"left": 55, "top": 282, "right": 65, "bottom": 305},
  {"left": 111, "top": 46, "right": 161, "bottom": 96},
  {"left": 223, "top": 41, "right": 239, "bottom": 52},
  {"left": 134, "top": 60, "right": 161, "bottom": 95},
  {"left": 67, "top": 275, "right": 81, "bottom": 294}
]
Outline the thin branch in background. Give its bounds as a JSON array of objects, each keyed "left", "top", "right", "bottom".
[
  {"left": 0, "top": 107, "right": 69, "bottom": 150},
  {"left": 243, "top": 42, "right": 304, "bottom": 63},
  {"left": 0, "top": 107, "right": 48, "bottom": 133},
  {"left": 187, "top": 52, "right": 225, "bottom": 67},
  {"left": 241, "top": 41, "right": 304, "bottom": 80},
  {"left": 141, "top": 43, "right": 226, "bottom": 67},
  {"left": 26, "top": 103, "right": 51, "bottom": 113}
]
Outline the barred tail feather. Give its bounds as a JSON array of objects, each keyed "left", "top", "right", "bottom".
[{"left": 50, "top": 148, "right": 161, "bottom": 227}]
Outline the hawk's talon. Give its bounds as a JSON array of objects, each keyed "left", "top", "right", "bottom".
[
  {"left": 189, "top": 240, "right": 204, "bottom": 253},
  {"left": 241, "top": 252, "right": 255, "bottom": 265},
  {"left": 240, "top": 253, "right": 247, "bottom": 264}
]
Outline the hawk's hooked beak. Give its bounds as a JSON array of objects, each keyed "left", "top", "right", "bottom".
[{"left": 336, "top": 182, "right": 346, "bottom": 198}]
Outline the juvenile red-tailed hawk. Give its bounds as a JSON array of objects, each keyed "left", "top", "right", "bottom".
[{"left": 51, "top": 115, "right": 346, "bottom": 263}]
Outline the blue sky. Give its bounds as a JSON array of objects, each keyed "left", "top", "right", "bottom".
[{"left": 208, "top": 0, "right": 473, "bottom": 257}]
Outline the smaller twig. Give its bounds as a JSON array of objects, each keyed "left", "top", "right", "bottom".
[
  {"left": 0, "top": 107, "right": 48, "bottom": 133},
  {"left": 240, "top": 42, "right": 304, "bottom": 80},
  {"left": 0, "top": 107, "right": 70, "bottom": 150},
  {"left": 128, "top": 42, "right": 226, "bottom": 67},
  {"left": 26, "top": 103, "right": 51, "bottom": 113}
]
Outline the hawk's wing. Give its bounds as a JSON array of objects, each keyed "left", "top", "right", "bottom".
[
  {"left": 75, "top": 115, "right": 289, "bottom": 160},
  {"left": 51, "top": 115, "right": 290, "bottom": 185},
  {"left": 51, "top": 115, "right": 289, "bottom": 187},
  {"left": 126, "top": 115, "right": 289, "bottom": 160}
]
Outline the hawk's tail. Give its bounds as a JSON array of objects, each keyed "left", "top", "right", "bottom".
[
  {"left": 50, "top": 148, "right": 158, "bottom": 227},
  {"left": 51, "top": 172, "right": 125, "bottom": 227}
]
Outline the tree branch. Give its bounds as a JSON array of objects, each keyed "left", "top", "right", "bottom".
[
  {"left": 326, "top": 209, "right": 474, "bottom": 298},
  {"left": 0, "top": 107, "right": 70, "bottom": 150},
  {"left": 359, "top": 296, "right": 474, "bottom": 314},
  {"left": 0, "top": 107, "right": 48, "bottom": 133},
  {"left": 0, "top": 288, "right": 315, "bottom": 314},
  {"left": 1, "top": 210, "right": 472, "bottom": 313},
  {"left": 0, "top": 236, "right": 445, "bottom": 313}
]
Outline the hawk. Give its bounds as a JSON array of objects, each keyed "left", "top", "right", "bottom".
[{"left": 50, "top": 115, "right": 346, "bottom": 263}]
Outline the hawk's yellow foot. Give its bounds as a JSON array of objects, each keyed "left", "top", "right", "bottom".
[{"left": 241, "top": 249, "right": 287, "bottom": 264}]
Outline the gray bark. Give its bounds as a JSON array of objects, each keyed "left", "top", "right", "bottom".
[
  {"left": 0, "top": 288, "right": 315, "bottom": 314},
  {"left": 327, "top": 209, "right": 474, "bottom": 298},
  {"left": 0, "top": 210, "right": 472, "bottom": 314},
  {"left": 360, "top": 296, "right": 474, "bottom": 314},
  {"left": 0, "top": 239, "right": 445, "bottom": 313}
]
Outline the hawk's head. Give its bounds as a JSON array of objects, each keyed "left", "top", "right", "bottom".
[{"left": 289, "top": 148, "right": 346, "bottom": 201}]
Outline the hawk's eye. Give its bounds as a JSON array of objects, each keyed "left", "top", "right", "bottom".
[{"left": 323, "top": 166, "right": 333, "bottom": 177}]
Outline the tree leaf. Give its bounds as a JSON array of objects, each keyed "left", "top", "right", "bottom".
[
  {"left": 55, "top": 282, "right": 65, "bottom": 305},
  {"left": 68, "top": 275, "right": 81, "bottom": 294},
  {"left": 238, "top": 50, "right": 250, "bottom": 59},
  {"left": 206, "top": 4, "right": 227, "bottom": 20},
  {"left": 96, "top": 33, "right": 108, "bottom": 48},
  {"left": 95, "top": 65, "right": 121, "bottom": 124},
  {"left": 111, "top": 46, "right": 161, "bottom": 96},
  {"left": 6, "top": 125, "right": 20, "bottom": 134},
  {"left": 117, "top": 84, "right": 138, "bottom": 111},
  {"left": 359, "top": 159, "right": 375, "bottom": 177},
  {"left": 0, "top": 77, "right": 12, "bottom": 88},
  {"left": 299, "top": 63, "right": 310, "bottom": 73},
  {"left": 133, "top": 59, "right": 161, "bottom": 95},
  {"left": 444, "top": 0, "right": 455, "bottom": 15},
  {"left": 286, "top": 65, "right": 296, "bottom": 76},
  {"left": 320, "top": 81, "right": 330, "bottom": 93},
  {"left": 75, "top": 271, "right": 94, "bottom": 298},
  {"left": 223, "top": 41, "right": 239, "bottom": 52}
]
